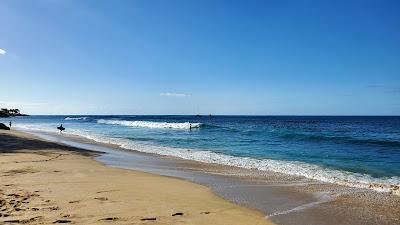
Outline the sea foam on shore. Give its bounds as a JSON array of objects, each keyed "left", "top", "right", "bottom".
[{"left": 15, "top": 124, "right": 400, "bottom": 196}]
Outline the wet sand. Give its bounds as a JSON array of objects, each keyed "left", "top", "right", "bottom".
[
  {"left": 96, "top": 146, "right": 400, "bottom": 225},
  {"left": 4, "top": 129, "right": 400, "bottom": 225},
  {"left": 0, "top": 130, "right": 272, "bottom": 225}
]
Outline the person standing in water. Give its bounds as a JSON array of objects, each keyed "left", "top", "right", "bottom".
[
  {"left": 57, "top": 124, "right": 65, "bottom": 133},
  {"left": 189, "top": 123, "right": 192, "bottom": 131},
  {"left": 9, "top": 121, "right": 12, "bottom": 128}
]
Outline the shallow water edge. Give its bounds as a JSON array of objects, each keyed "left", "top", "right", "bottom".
[{"left": 23, "top": 130, "right": 400, "bottom": 225}]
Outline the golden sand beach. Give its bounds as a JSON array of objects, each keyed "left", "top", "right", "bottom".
[{"left": 0, "top": 130, "right": 273, "bottom": 225}]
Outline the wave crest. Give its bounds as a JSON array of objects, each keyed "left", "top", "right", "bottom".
[
  {"left": 97, "top": 119, "right": 202, "bottom": 129},
  {"left": 65, "top": 117, "right": 88, "bottom": 121}
]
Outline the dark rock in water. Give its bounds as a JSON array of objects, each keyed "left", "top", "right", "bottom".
[{"left": 0, "top": 123, "right": 10, "bottom": 130}]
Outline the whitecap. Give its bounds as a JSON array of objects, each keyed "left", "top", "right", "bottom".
[
  {"left": 65, "top": 117, "right": 88, "bottom": 121},
  {"left": 97, "top": 119, "right": 202, "bottom": 129}
]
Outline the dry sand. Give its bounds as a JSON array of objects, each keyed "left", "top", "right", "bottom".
[{"left": 0, "top": 130, "right": 273, "bottom": 225}]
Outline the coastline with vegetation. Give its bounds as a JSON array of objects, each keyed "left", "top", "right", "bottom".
[{"left": 0, "top": 108, "right": 28, "bottom": 117}]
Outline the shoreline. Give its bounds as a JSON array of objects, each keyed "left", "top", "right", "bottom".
[
  {"left": 3, "top": 129, "right": 400, "bottom": 224},
  {"left": 0, "top": 130, "right": 273, "bottom": 224},
  {"left": 13, "top": 122, "right": 400, "bottom": 196}
]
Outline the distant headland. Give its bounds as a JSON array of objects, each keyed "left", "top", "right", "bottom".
[{"left": 0, "top": 108, "right": 28, "bottom": 117}]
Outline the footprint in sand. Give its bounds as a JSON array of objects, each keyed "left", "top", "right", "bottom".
[
  {"left": 141, "top": 217, "right": 157, "bottom": 221},
  {"left": 7, "top": 194, "right": 21, "bottom": 198},
  {"left": 172, "top": 212, "right": 184, "bottom": 216},
  {"left": 95, "top": 190, "right": 119, "bottom": 194},
  {"left": 99, "top": 217, "right": 119, "bottom": 221},
  {"left": 53, "top": 219, "right": 72, "bottom": 223},
  {"left": 50, "top": 206, "right": 60, "bottom": 210},
  {"left": 94, "top": 197, "right": 108, "bottom": 201},
  {"left": 5, "top": 216, "right": 42, "bottom": 223},
  {"left": 68, "top": 200, "right": 80, "bottom": 203}
]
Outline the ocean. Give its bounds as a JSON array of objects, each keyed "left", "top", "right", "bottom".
[{"left": 3, "top": 115, "right": 400, "bottom": 194}]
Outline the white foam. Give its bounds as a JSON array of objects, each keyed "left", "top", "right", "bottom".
[
  {"left": 97, "top": 119, "right": 202, "bottom": 129},
  {"left": 267, "top": 192, "right": 335, "bottom": 218},
  {"left": 16, "top": 124, "right": 58, "bottom": 132},
  {"left": 15, "top": 124, "right": 400, "bottom": 196},
  {"left": 65, "top": 117, "right": 88, "bottom": 120}
]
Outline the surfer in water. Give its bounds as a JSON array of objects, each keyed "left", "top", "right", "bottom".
[
  {"left": 57, "top": 124, "right": 65, "bottom": 133},
  {"left": 189, "top": 123, "right": 192, "bottom": 131}
]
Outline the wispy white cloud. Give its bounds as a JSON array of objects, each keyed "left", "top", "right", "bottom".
[
  {"left": 0, "top": 48, "right": 6, "bottom": 55},
  {"left": 160, "top": 92, "right": 191, "bottom": 97}
]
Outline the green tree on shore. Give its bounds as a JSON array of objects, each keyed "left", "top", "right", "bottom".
[{"left": 0, "top": 108, "right": 26, "bottom": 117}]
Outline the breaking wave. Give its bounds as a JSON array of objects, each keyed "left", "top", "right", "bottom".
[
  {"left": 97, "top": 119, "right": 202, "bottom": 129},
  {"left": 65, "top": 117, "right": 88, "bottom": 121}
]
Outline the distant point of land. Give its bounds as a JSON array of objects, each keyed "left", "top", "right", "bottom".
[{"left": 0, "top": 108, "right": 28, "bottom": 117}]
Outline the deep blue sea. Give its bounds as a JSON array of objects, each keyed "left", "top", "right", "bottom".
[{"left": 3, "top": 115, "right": 400, "bottom": 192}]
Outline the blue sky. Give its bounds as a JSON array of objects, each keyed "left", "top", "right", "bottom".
[{"left": 0, "top": 0, "right": 399, "bottom": 115}]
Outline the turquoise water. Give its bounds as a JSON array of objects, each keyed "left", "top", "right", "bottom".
[{"left": 3, "top": 115, "right": 400, "bottom": 192}]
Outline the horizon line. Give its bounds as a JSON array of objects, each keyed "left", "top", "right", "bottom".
[{"left": 20, "top": 114, "right": 400, "bottom": 117}]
